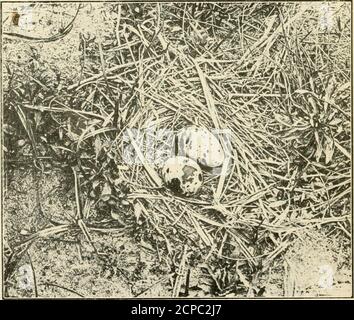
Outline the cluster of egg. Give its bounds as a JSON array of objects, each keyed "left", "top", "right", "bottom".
[{"left": 162, "top": 126, "right": 225, "bottom": 196}]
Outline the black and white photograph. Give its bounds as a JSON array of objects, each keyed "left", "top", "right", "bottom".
[{"left": 0, "top": 1, "right": 352, "bottom": 299}]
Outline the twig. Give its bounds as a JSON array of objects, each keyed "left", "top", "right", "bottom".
[
  {"left": 172, "top": 245, "right": 188, "bottom": 298},
  {"left": 3, "top": 4, "right": 82, "bottom": 42},
  {"left": 39, "top": 282, "right": 84, "bottom": 297}
]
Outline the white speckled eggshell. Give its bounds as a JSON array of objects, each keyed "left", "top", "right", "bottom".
[
  {"left": 162, "top": 156, "right": 203, "bottom": 196},
  {"left": 177, "top": 126, "right": 225, "bottom": 168}
]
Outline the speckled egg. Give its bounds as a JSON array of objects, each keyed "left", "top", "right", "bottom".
[
  {"left": 176, "top": 126, "right": 225, "bottom": 168},
  {"left": 162, "top": 156, "right": 203, "bottom": 196}
]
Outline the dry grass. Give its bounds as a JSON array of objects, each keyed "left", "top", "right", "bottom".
[{"left": 2, "top": 2, "right": 351, "bottom": 297}]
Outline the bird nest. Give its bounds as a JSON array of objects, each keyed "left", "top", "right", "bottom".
[{"left": 2, "top": 2, "right": 351, "bottom": 297}]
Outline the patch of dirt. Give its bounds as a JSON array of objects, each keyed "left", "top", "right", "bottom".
[
  {"left": 262, "top": 230, "right": 352, "bottom": 297},
  {"left": 4, "top": 168, "right": 177, "bottom": 297}
]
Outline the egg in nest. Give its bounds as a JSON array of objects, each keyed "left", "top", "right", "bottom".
[
  {"left": 176, "top": 126, "right": 225, "bottom": 168},
  {"left": 162, "top": 156, "right": 203, "bottom": 196}
]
